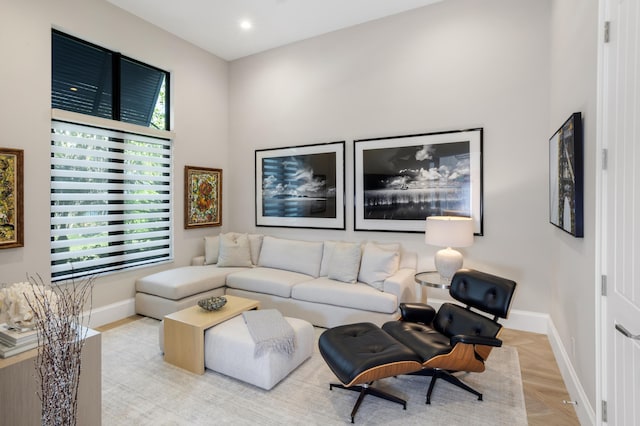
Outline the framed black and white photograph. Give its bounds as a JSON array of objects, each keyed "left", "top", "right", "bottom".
[
  {"left": 255, "top": 141, "right": 345, "bottom": 229},
  {"left": 549, "top": 112, "right": 583, "bottom": 237},
  {"left": 354, "top": 129, "right": 483, "bottom": 234}
]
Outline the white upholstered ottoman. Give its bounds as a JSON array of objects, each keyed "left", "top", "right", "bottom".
[{"left": 204, "top": 315, "right": 314, "bottom": 390}]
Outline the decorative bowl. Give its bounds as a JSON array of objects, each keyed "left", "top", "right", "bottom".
[{"left": 198, "top": 296, "right": 227, "bottom": 311}]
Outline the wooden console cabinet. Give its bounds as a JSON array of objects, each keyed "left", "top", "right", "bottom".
[{"left": 0, "top": 328, "right": 101, "bottom": 425}]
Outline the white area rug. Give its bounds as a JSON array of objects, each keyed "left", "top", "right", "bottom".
[{"left": 101, "top": 317, "right": 527, "bottom": 425}]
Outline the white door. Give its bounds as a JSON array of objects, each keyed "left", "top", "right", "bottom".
[{"left": 602, "top": 0, "right": 640, "bottom": 424}]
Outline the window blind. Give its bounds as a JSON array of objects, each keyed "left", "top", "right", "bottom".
[{"left": 51, "top": 120, "right": 172, "bottom": 281}]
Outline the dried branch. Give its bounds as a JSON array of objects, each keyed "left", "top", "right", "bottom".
[{"left": 25, "top": 275, "right": 94, "bottom": 426}]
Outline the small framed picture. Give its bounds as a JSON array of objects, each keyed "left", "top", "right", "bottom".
[
  {"left": 255, "top": 141, "right": 345, "bottom": 230},
  {"left": 185, "top": 166, "right": 222, "bottom": 228},
  {"left": 549, "top": 112, "right": 583, "bottom": 237},
  {"left": 0, "top": 147, "right": 24, "bottom": 249},
  {"left": 354, "top": 129, "right": 483, "bottom": 234}
]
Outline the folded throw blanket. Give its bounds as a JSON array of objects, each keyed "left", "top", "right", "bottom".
[{"left": 242, "top": 309, "right": 296, "bottom": 358}]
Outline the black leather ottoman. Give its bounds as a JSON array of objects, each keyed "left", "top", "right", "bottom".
[{"left": 319, "top": 322, "right": 422, "bottom": 423}]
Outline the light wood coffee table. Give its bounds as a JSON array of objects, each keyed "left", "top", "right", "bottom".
[{"left": 163, "top": 295, "right": 260, "bottom": 374}]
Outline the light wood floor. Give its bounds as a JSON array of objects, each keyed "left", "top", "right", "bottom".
[
  {"left": 500, "top": 328, "right": 580, "bottom": 425},
  {"left": 97, "top": 317, "right": 580, "bottom": 425}
]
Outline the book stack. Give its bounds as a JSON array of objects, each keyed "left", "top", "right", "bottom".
[{"left": 0, "top": 323, "right": 39, "bottom": 358}]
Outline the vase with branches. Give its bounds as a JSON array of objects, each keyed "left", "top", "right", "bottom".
[{"left": 25, "top": 275, "right": 94, "bottom": 426}]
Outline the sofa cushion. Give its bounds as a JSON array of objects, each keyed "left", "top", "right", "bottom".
[
  {"left": 358, "top": 242, "right": 400, "bottom": 291},
  {"left": 291, "top": 277, "right": 398, "bottom": 314},
  {"left": 135, "top": 265, "right": 245, "bottom": 300},
  {"left": 258, "top": 236, "right": 323, "bottom": 277},
  {"left": 226, "top": 267, "right": 313, "bottom": 298},
  {"left": 327, "top": 242, "right": 362, "bottom": 283},
  {"left": 204, "top": 235, "right": 219, "bottom": 265},
  {"left": 218, "top": 233, "right": 253, "bottom": 267}
]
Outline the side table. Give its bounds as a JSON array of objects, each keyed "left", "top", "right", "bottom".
[
  {"left": 414, "top": 271, "right": 451, "bottom": 303},
  {"left": 163, "top": 295, "right": 259, "bottom": 374}
]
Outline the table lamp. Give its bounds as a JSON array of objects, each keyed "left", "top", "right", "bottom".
[{"left": 425, "top": 216, "right": 474, "bottom": 281}]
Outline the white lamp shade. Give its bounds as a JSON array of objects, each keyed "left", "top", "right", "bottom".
[{"left": 424, "top": 216, "right": 474, "bottom": 248}]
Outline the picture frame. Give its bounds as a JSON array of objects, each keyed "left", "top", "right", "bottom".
[
  {"left": 184, "top": 166, "right": 222, "bottom": 228},
  {"left": 0, "top": 147, "right": 24, "bottom": 249},
  {"left": 549, "top": 112, "right": 583, "bottom": 237},
  {"left": 354, "top": 129, "right": 483, "bottom": 234},
  {"left": 255, "top": 141, "right": 345, "bottom": 230}
]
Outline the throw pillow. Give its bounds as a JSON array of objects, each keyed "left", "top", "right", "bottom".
[
  {"left": 247, "top": 234, "right": 264, "bottom": 265},
  {"left": 357, "top": 242, "right": 400, "bottom": 291},
  {"left": 327, "top": 242, "right": 362, "bottom": 283},
  {"left": 203, "top": 235, "right": 219, "bottom": 265},
  {"left": 319, "top": 241, "right": 338, "bottom": 276},
  {"left": 217, "top": 233, "right": 253, "bottom": 267}
]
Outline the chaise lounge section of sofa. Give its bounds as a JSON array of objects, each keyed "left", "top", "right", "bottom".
[{"left": 135, "top": 233, "right": 417, "bottom": 328}]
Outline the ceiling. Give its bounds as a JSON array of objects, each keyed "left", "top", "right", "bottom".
[{"left": 106, "top": 0, "right": 443, "bottom": 61}]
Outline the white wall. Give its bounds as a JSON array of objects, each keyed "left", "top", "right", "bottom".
[
  {"left": 0, "top": 0, "right": 229, "bottom": 309},
  {"left": 549, "top": 0, "right": 599, "bottom": 415},
  {"left": 229, "top": 0, "right": 552, "bottom": 313}
]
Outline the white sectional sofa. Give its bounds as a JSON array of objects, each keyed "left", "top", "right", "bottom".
[{"left": 135, "top": 233, "right": 417, "bottom": 328}]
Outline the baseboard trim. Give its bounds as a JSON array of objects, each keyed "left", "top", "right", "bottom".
[
  {"left": 429, "top": 298, "right": 594, "bottom": 424},
  {"left": 83, "top": 298, "right": 136, "bottom": 328},
  {"left": 546, "top": 320, "right": 595, "bottom": 426}
]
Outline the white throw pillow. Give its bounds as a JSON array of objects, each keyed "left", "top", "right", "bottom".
[
  {"left": 217, "top": 233, "right": 253, "bottom": 267},
  {"left": 204, "top": 235, "right": 219, "bottom": 265},
  {"left": 247, "top": 234, "right": 264, "bottom": 265},
  {"left": 258, "top": 236, "right": 323, "bottom": 277},
  {"left": 327, "top": 242, "right": 362, "bottom": 283},
  {"left": 319, "top": 241, "right": 338, "bottom": 276},
  {"left": 357, "top": 242, "right": 400, "bottom": 291}
]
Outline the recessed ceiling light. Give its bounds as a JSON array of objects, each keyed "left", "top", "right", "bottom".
[{"left": 239, "top": 20, "right": 252, "bottom": 31}]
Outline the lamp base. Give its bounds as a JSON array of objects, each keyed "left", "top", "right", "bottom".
[{"left": 434, "top": 247, "right": 463, "bottom": 281}]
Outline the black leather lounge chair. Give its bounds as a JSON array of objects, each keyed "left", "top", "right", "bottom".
[
  {"left": 382, "top": 269, "right": 517, "bottom": 404},
  {"left": 319, "top": 269, "right": 516, "bottom": 422}
]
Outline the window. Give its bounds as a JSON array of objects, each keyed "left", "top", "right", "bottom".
[
  {"left": 52, "top": 30, "right": 169, "bottom": 130},
  {"left": 50, "top": 119, "right": 172, "bottom": 282},
  {"left": 51, "top": 31, "right": 173, "bottom": 281}
]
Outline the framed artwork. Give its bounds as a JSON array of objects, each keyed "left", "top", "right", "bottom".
[
  {"left": 255, "top": 141, "right": 345, "bottom": 230},
  {"left": 549, "top": 112, "right": 583, "bottom": 237},
  {"left": 0, "top": 148, "right": 24, "bottom": 249},
  {"left": 354, "top": 129, "right": 483, "bottom": 234},
  {"left": 184, "top": 166, "right": 222, "bottom": 228}
]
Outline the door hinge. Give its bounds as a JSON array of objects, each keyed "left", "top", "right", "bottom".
[
  {"left": 601, "top": 275, "right": 607, "bottom": 296},
  {"left": 604, "top": 21, "right": 611, "bottom": 43},
  {"left": 602, "top": 149, "right": 608, "bottom": 170},
  {"left": 602, "top": 400, "right": 608, "bottom": 422}
]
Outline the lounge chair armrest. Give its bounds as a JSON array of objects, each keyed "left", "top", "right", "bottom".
[
  {"left": 399, "top": 303, "right": 436, "bottom": 325},
  {"left": 450, "top": 334, "right": 503, "bottom": 347}
]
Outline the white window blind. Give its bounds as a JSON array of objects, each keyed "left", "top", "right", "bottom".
[{"left": 51, "top": 119, "right": 173, "bottom": 281}]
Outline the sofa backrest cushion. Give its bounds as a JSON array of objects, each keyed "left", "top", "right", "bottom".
[
  {"left": 204, "top": 235, "right": 219, "bottom": 265},
  {"left": 357, "top": 242, "right": 400, "bottom": 291},
  {"left": 258, "top": 236, "right": 324, "bottom": 277}
]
